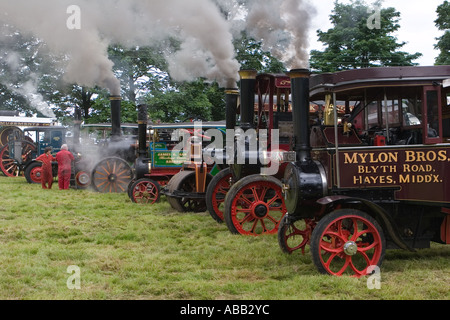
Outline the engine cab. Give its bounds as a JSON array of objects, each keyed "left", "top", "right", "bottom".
[{"left": 280, "top": 66, "right": 450, "bottom": 276}]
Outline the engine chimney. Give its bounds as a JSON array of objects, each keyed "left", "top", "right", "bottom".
[
  {"left": 134, "top": 104, "right": 151, "bottom": 180},
  {"left": 238, "top": 70, "right": 257, "bottom": 131},
  {"left": 137, "top": 104, "right": 148, "bottom": 158},
  {"left": 288, "top": 69, "right": 311, "bottom": 164},
  {"left": 110, "top": 95, "right": 122, "bottom": 140},
  {"left": 225, "top": 88, "right": 239, "bottom": 131},
  {"left": 282, "top": 69, "right": 327, "bottom": 216},
  {"left": 73, "top": 107, "right": 82, "bottom": 146}
]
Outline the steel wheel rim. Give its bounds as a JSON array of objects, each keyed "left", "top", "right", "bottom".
[
  {"left": 230, "top": 181, "right": 285, "bottom": 236},
  {"left": 317, "top": 215, "right": 383, "bottom": 277}
]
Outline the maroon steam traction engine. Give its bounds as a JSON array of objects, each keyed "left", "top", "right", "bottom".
[
  {"left": 206, "top": 70, "right": 293, "bottom": 236},
  {"left": 278, "top": 66, "right": 450, "bottom": 276}
]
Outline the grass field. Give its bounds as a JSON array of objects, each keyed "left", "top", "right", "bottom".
[{"left": 0, "top": 175, "right": 448, "bottom": 300}]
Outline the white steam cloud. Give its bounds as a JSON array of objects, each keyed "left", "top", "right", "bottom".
[{"left": 0, "top": 0, "right": 315, "bottom": 96}]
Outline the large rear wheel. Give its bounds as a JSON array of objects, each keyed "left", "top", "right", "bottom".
[
  {"left": 91, "top": 157, "right": 133, "bottom": 193},
  {"left": 166, "top": 170, "right": 212, "bottom": 213},
  {"left": 310, "top": 209, "right": 386, "bottom": 277},
  {"left": 0, "top": 141, "right": 36, "bottom": 177}
]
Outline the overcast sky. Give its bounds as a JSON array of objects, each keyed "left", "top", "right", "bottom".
[{"left": 308, "top": 0, "right": 445, "bottom": 66}]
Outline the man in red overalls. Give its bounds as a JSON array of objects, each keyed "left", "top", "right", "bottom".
[
  {"left": 35, "top": 147, "right": 55, "bottom": 189},
  {"left": 56, "top": 144, "right": 75, "bottom": 190}
]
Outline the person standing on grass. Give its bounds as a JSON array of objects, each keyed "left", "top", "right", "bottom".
[
  {"left": 56, "top": 144, "right": 75, "bottom": 190},
  {"left": 35, "top": 147, "right": 55, "bottom": 189}
]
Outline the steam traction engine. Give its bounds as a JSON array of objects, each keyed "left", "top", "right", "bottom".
[
  {"left": 21, "top": 96, "right": 136, "bottom": 193},
  {"left": 278, "top": 66, "right": 450, "bottom": 276},
  {"left": 0, "top": 114, "right": 66, "bottom": 179},
  {"left": 72, "top": 96, "right": 136, "bottom": 192},
  {"left": 130, "top": 103, "right": 226, "bottom": 210},
  {"left": 207, "top": 70, "right": 293, "bottom": 236}
]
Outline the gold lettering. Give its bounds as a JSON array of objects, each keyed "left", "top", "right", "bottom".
[
  {"left": 405, "top": 151, "right": 415, "bottom": 162},
  {"left": 344, "top": 153, "right": 358, "bottom": 164},
  {"left": 438, "top": 150, "right": 447, "bottom": 161},
  {"left": 399, "top": 174, "right": 410, "bottom": 183},
  {"left": 416, "top": 152, "right": 426, "bottom": 162},
  {"left": 358, "top": 153, "right": 368, "bottom": 164}
]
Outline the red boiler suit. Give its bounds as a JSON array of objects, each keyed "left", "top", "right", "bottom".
[
  {"left": 35, "top": 153, "right": 55, "bottom": 189},
  {"left": 56, "top": 149, "right": 75, "bottom": 190}
]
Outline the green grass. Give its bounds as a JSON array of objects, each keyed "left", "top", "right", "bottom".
[{"left": 0, "top": 176, "right": 448, "bottom": 300}]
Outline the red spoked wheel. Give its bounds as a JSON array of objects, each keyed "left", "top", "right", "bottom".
[
  {"left": 0, "top": 141, "right": 36, "bottom": 177},
  {"left": 205, "top": 168, "right": 232, "bottom": 223},
  {"left": 310, "top": 209, "right": 386, "bottom": 277},
  {"left": 223, "top": 174, "right": 286, "bottom": 236},
  {"left": 91, "top": 157, "right": 133, "bottom": 193},
  {"left": 278, "top": 216, "right": 316, "bottom": 254},
  {"left": 130, "top": 178, "right": 160, "bottom": 204},
  {"left": 0, "top": 127, "right": 22, "bottom": 147}
]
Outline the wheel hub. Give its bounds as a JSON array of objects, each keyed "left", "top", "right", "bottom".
[
  {"left": 254, "top": 204, "right": 268, "bottom": 218},
  {"left": 108, "top": 174, "right": 117, "bottom": 182},
  {"left": 77, "top": 172, "right": 90, "bottom": 185},
  {"left": 343, "top": 241, "right": 358, "bottom": 256}
]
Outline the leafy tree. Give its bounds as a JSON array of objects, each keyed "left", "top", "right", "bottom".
[
  {"left": 87, "top": 95, "right": 137, "bottom": 125},
  {"left": 144, "top": 79, "right": 223, "bottom": 123},
  {"left": 234, "top": 32, "right": 286, "bottom": 73},
  {"left": 310, "top": 0, "right": 422, "bottom": 73},
  {"left": 108, "top": 45, "right": 170, "bottom": 104},
  {"left": 0, "top": 25, "right": 57, "bottom": 116},
  {"left": 434, "top": 1, "right": 450, "bottom": 65}
]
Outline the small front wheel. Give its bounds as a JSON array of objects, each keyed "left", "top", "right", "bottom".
[
  {"left": 223, "top": 174, "right": 286, "bottom": 236},
  {"left": 205, "top": 167, "right": 232, "bottom": 223},
  {"left": 310, "top": 209, "right": 386, "bottom": 277},
  {"left": 24, "top": 161, "right": 43, "bottom": 184},
  {"left": 278, "top": 216, "right": 315, "bottom": 255},
  {"left": 130, "top": 178, "right": 160, "bottom": 204}
]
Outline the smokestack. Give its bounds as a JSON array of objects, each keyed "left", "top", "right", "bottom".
[
  {"left": 238, "top": 70, "right": 257, "bottom": 131},
  {"left": 73, "top": 107, "right": 82, "bottom": 146},
  {"left": 225, "top": 88, "right": 239, "bottom": 130},
  {"left": 110, "top": 95, "right": 122, "bottom": 140},
  {"left": 288, "top": 69, "right": 311, "bottom": 164},
  {"left": 137, "top": 104, "right": 148, "bottom": 158}
]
